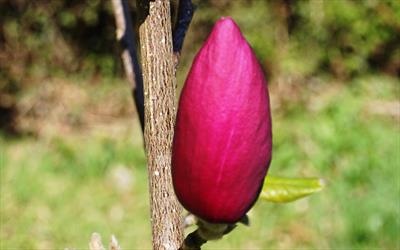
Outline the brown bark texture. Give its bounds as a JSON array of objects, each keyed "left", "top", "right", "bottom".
[{"left": 139, "top": 0, "right": 183, "bottom": 249}]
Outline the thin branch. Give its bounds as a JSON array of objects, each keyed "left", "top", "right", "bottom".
[
  {"left": 173, "top": 0, "right": 195, "bottom": 53},
  {"left": 172, "top": 0, "right": 195, "bottom": 66},
  {"left": 180, "top": 230, "right": 207, "bottom": 250},
  {"left": 180, "top": 215, "right": 249, "bottom": 249},
  {"left": 111, "top": 0, "right": 145, "bottom": 131}
]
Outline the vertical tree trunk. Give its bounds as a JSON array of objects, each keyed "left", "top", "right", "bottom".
[{"left": 139, "top": 0, "right": 183, "bottom": 249}]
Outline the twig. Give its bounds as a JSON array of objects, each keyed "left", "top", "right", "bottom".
[
  {"left": 109, "top": 235, "right": 121, "bottom": 250},
  {"left": 88, "top": 233, "right": 121, "bottom": 250},
  {"left": 179, "top": 220, "right": 229, "bottom": 250},
  {"left": 172, "top": 0, "right": 195, "bottom": 67},
  {"left": 111, "top": 0, "right": 145, "bottom": 131},
  {"left": 89, "top": 233, "right": 106, "bottom": 250},
  {"left": 180, "top": 215, "right": 249, "bottom": 249},
  {"left": 180, "top": 230, "right": 207, "bottom": 250}
]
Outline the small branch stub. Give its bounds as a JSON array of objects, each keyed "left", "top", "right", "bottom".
[
  {"left": 89, "top": 233, "right": 120, "bottom": 250},
  {"left": 89, "top": 233, "right": 106, "bottom": 250}
]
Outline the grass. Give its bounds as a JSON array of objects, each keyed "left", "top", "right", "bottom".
[{"left": 1, "top": 76, "right": 399, "bottom": 249}]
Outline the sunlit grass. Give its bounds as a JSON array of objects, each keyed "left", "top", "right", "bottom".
[{"left": 1, "top": 76, "right": 399, "bottom": 249}]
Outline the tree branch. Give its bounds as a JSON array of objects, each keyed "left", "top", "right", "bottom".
[
  {"left": 111, "top": 0, "right": 145, "bottom": 131},
  {"left": 112, "top": 0, "right": 194, "bottom": 133},
  {"left": 173, "top": 0, "right": 195, "bottom": 53},
  {"left": 112, "top": 1, "right": 195, "bottom": 249},
  {"left": 139, "top": 0, "right": 184, "bottom": 249}
]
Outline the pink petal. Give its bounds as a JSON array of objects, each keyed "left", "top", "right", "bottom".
[{"left": 172, "top": 17, "right": 272, "bottom": 223}]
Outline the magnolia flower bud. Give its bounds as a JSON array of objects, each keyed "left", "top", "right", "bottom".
[{"left": 172, "top": 17, "right": 272, "bottom": 224}]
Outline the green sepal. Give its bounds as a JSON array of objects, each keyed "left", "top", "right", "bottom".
[{"left": 260, "top": 176, "right": 325, "bottom": 203}]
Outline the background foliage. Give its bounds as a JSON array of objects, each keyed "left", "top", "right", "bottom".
[
  {"left": 0, "top": 0, "right": 399, "bottom": 249},
  {"left": 1, "top": 0, "right": 399, "bottom": 90}
]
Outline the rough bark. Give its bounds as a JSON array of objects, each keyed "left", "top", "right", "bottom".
[{"left": 139, "top": 0, "right": 183, "bottom": 249}]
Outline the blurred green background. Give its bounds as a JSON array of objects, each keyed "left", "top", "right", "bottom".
[{"left": 0, "top": 0, "right": 399, "bottom": 249}]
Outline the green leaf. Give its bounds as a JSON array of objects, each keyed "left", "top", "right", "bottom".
[{"left": 260, "top": 176, "right": 325, "bottom": 203}]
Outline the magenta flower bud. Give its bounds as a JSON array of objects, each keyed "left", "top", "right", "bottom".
[{"left": 172, "top": 17, "right": 272, "bottom": 223}]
